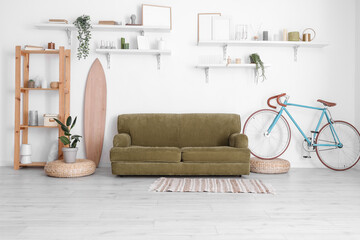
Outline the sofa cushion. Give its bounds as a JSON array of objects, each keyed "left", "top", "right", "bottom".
[
  {"left": 117, "top": 113, "right": 241, "bottom": 147},
  {"left": 181, "top": 147, "right": 250, "bottom": 163},
  {"left": 117, "top": 114, "right": 180, "bottom": 147},
  {"left": 179, "top": 114, "right": 241, "bottom": 147},
  {"left": 110, "top": 146, "right": 181, "bottom": 163}
]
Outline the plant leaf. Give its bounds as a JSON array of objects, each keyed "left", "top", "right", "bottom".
[
  {"left": 59, "top": 136, "right": 71, "bottom": 146},
  {"left": 54, "top": 118, "right": 66, "bottom": 128},
  {"left": 71, "top": 135, "right": 82, "bottom": 139},
  {"left": 71, "top": 139, "right": 79, "bottom": 148},
  {"left": 66, "top": 116, "right": 72, "bottom": 127},
  {"left": 64, "top": 132, "right": 71, "bottom": 136},
  {"left": 54, "top": 118, "right": 70, "bottom": 132},
  {"left": 70, "top": 116, "right": 77, "bottom": 129},
  {"left": 61, "top": 125, "right": 70, "bottom": 133}
]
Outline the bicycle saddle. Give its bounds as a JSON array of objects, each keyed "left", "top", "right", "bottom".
[{"left": 317, "top": 99, "right": 336, "bottom": 107}]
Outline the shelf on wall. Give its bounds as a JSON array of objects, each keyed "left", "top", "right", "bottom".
[
  {"left": 21, "top": 88, "right": 59, "bottom": 92},
  {"left": 20, "top": 125, "right": 58, "bottom": 129},
  {"left": 198, "top": 40, "right": 328, "bottom": 47},
  {"left": 196, "top": 63, "right": 271, "bottom": 83},
  {"left": 35, "top": 23, "right": 171, "bottom": 45},
  {"left": 196, "top": 63, "right": 271, "bottom": 68},
  {"left": 197, "top": 40, "right": 329, "bottom": 62},
  {"left": 95, "top": 49, "right": 172, "bottom": 69},
  {"left": 19, "top": 162, "right": 47, "bottom": 167},
  {"left": 21, "top": 49, "right": 60, "bottom": 55}
]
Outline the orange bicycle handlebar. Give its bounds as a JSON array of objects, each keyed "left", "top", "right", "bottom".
[{"left": 267, "top": 93, "right": 287, "bottom": 109}]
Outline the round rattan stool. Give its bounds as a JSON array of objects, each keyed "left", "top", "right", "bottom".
[
  {"left": 250, "top": 157, "right": 290, "bottom": 174},
  {"left": 45, "top": 159, "right": 96, "bottom": 178}
]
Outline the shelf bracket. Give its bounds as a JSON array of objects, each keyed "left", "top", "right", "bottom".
[
  {"left": 157, "top": 54, "right": 161, "bottom": 70},
  {"left": 293, "top": 45, "right": 299, "bottom": 62},
  {"left": 205, "top": 67, "right": 209, "bottom": 83},
  {"left": 223, "top": 44, "right": 228, "bottom": 61},
  {"left": 140, "top": 30, "right": 145, "bottom": 36},
  {"left": 106, "top": 53, "right": 111, "bottom": 69},
  {"left": 65, "top": 28, "right": 71, "bottom": 46}
]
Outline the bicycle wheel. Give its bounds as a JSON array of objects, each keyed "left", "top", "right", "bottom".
[
  {"left": 316, "top": 121, "right": 360, "bottom": 171},
  {"left": 243, "top": 109, "right": 291, "bottom": 159}
]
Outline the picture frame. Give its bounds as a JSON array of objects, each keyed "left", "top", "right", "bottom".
[
  {"left": 137, "top": 36, "right": 150, "bottom": 50},
  {"left": 197, "top": 13, "right": 221, "bottom": 42},
  {"left": 142, "top": 4, "right": 172, "bottom": 29},
  {"left": 212, "top": 16, "right": 231, "bottom": 41}
]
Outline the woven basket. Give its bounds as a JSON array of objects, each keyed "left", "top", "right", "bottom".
[
  {"left": 250, "top": 157, "right": 290, "bottom": 174},
  {"left": 45, "top": 159, "right": 96, "bottom": 178}
]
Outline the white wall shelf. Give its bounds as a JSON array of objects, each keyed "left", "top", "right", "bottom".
[
  {"left": 95, "top": 49, "right": 171, "bottom": 69},
  {"left": 197, "top": 40, "right": 329, "bottom": 62},
  {"left": 196, "top": 63, "right": 271, "bottom": 83},
  {"left": 36, "top": 23, "right": 171, "bottom": 45}
]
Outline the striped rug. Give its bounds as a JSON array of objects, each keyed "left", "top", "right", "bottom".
[{"left": 149, "top": 178, "right": 274, "bottom": 194}]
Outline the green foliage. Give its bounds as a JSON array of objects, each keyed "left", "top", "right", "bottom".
[
  {"left": 73, "top": 15, "right": 92, "bottom": 60},
  {"left": 250, "top": 53, "right": 266, "bottom": 82},
  {"left": 54, "top": 116, "right": 82, "bottom": 148}
]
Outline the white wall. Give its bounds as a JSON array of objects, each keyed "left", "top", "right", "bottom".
[
  {"left": 0, "top": 0, "right": 357, "bottom": 168},
  {"left": 355, "top": 0, "right": 360, "bottom": 170},
  {"left": 356, "top": 1, "right": 360, "bottom": 129}
]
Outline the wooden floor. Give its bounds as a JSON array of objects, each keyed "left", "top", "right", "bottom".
[{"left": 1, "top": 167, "right": 360, "bottom": 240}]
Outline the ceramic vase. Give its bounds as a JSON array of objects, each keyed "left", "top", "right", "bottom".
[
  {"left": 62, "top": 147, "right": 78, "bottom": 163},
  {"left": 20, "top": 144, "right": 32, "bottom": 164}
]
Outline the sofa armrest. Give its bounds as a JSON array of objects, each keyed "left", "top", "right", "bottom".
[
  {"left": 229, "top": 133, "right": 248, "bottom": 148},
  {"left": 113, "top": 133, "right": 131, "bottom": 147}
]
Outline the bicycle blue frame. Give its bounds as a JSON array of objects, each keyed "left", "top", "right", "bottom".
[{"left": 266, "top": 99, "right": 342, "bottom": 148}]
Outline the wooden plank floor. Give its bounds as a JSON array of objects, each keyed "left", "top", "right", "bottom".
[{"left": 0, "top": 167, "right": 359, "bottom": 240}]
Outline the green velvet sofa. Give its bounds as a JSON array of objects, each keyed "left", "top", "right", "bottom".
[{"left": 110, "top": 114, "right": 250, "bottom": 175}]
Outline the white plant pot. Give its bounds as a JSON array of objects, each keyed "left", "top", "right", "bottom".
[
  {"left": 62, "top": 147, "right": 78, "bottom": 163},
  {"left": 20, "top": 155, "right": 32, "bottom": 164}
]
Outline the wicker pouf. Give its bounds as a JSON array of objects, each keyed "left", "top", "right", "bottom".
[
  {"left": 45, "top": 159, "right": 96, "bottom": 178},
  {"left": 250, "top": 157, "right": 290, "bottom": 174}
]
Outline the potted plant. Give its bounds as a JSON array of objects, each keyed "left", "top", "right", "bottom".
[
  {"left": 73, "top": 15, "right": 92, "bottom": 60},
  {"left": 54, "top": 116, "right": 82, "bottom": 163},
  {"left": 249, "top": 53, "right": 266, "bottom": 83},
  {"left": 28, "top": 79, "right": 35, "bottom": 88}
]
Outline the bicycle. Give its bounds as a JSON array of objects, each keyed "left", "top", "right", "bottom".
[{"left": 243, "top": 93, "right": 360, "bottom": 171}]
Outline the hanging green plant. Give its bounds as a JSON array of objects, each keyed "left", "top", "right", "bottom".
[
  {"left": 73, "top": 15, "right": 92, "bottom": 60},
  {"left": 250, "top": 53, "right": 266, "bottom": 83}
]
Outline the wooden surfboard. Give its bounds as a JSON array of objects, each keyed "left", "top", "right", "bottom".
[{"left": 84, "top": 58, "right": 107, "bottom": 167}]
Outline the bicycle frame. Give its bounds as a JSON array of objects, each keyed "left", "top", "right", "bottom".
[{"left": 266, "top": 98, "right": 343, "bottom": 148}]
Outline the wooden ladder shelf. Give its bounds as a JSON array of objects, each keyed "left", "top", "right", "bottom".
[{"left": 14, "top": 46, "right": 71, "bottom": 169}]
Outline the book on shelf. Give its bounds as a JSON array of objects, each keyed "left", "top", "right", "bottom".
[
  {"left": 99, "top": 20, "right": 117, "bottom": 25},
  {"left": 24, "top": 45, "right": 44, "bottom": 51},
  {"left": 49, "top": 19, "right": 68, "bottom": 24}
]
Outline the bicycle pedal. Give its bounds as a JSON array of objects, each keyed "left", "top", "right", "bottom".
[{"left": 303, "top": 156, "right": 311, "bottom": 158}]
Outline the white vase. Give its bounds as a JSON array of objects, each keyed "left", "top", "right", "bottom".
[
  {"left": 41, "top": 80, "right": 47, "bottom": 88},
  {"left": 21, "top": 155, "right": 32, "bottom": 164},
  {"left": 158, "top": 38, "right": 165, "bottom": 50},
  {"left": 20, "top": 144, "right": 32, "bottom": 164}
]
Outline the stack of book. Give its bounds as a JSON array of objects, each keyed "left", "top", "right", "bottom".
[
  {"left": 48, "top": 19, "right": 68, "bottom": 24},
  {"left": 99, "top": 20, "right": 118, "bottom": 25},
  {"left": 24, "top": 45, "right": 44, "bottom": 51}
]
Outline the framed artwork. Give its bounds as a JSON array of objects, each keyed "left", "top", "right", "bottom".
[
  {"left": 142, "top": 4, "right": 172, "bottom": 29},
  {"left": 212, "top": 16, "right": 230, "bottom": 41},
  {"left": 137, "top": 36, "right": 150, "bottom": 50},
  {"left": 197, "top": 13, "right": 221, "bottom": 42}
]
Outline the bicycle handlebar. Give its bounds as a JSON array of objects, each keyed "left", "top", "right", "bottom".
[{"left": 267, "top": 93, "right": 287, "bottom": 109}]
